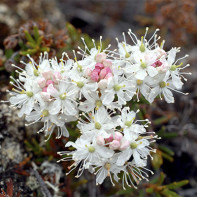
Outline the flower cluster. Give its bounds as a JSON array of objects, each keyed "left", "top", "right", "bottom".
[
  {"left": 7, "top": 28, "right": 190, "bottom": 188},
  {"left": 58, "top": 107, "right": 157, "bottom": 188}
]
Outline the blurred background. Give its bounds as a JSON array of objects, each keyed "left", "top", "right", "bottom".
[{"left": 0, "top": 0, "right": 197, "bottom": 196}]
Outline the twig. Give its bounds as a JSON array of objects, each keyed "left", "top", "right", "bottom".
[{"left": 31, "top": 162, "right": 52, "bottom": 197}]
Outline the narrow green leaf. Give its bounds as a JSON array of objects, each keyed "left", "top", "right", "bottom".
[
  {"left": 157, "top": 172, "right": 166, "bottom": 185},
  {"left": 33, "top": 26, "right": 40, "bottom": 41},
  {"left": 24, "top": 30, "right": 36, "bottom": 44},
  {"left": 158, "top": 145, "right": 174, "bottom": 156},
  {"left": 165, "top": 180, "right": 189, "bottom": 190},
  {"left": 161, "top": 152, "right": 174, "bottom": 162}
]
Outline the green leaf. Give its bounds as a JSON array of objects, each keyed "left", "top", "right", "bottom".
[
  {"left": 116, "top": 187, "right": 134, "bottom": 195},
  {"left": 33, "top": 26, "right": 40, "bottom": 41},
  {"left": 153, "top": 116, "right": 169, "bottom": 125},
  {"left": 151, "top": 151, "right": 163, "bottom": 170},
  {"left": 158, "top": 145, "right": 174, "bottom": 156},
  {"left": 157, "top": 172, "right": 166, "bottom": 185},
  {"left": 165, "top": 180, "right": 189, "bottom": 190},
  {"left": 158, "top": 132, "right": 178, "bottom": 139},
  {"left": 24, "top": 30, "right": 36, "bottom": 44},
  {"left": 162, "top": 189, "right": 181, "bottom": 197},
  {"left": 40, "top": 47, "right": 50, "bottom": 52},
  {"left": 161, "top": 152, "right": 174, "bottom": 162},
  {"left": 5, "top": 49, "right": 13, "bottom": 59}
]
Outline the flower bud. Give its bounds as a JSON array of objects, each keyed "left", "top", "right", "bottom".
[
  {"left": 119, "top": 140, "right": 130, "bottom": 150},
  {"left": 38, "top": 78, "right": 46, "bottom": 88},
  {"left": 114, "top": 132, "right": 123, "bottom": 141},
  {"left": 96, "top": 136, "right": 105, "bottom": 146},
  {"left": 46, "top": 80, "right": 54, "bottom": 86},
  {"left": 40, "top": 92, "right": 50, "bottom": 101},
  {"left": 105, "top": 73, "right": 113, "bottom": 79},
  {"left": 95, "top": 63, "right": 104, "bottom": 69},
  {"left": 98, "top": 79, "right": 108, "bottom": 89},
  {"left": 42, "top": 70, "right": 53, "bottom": 80},
  {"left": 96, "top": 52, "right": 107, "bottom": 63},
  {"left": 85, "top": 68, "right": 92, "bottom": 77},
  {"left": 91, "top": 71, "right": 99, "bottom": 82},
  {"left": 99, "top": 68, "right": 107, "bottom": 79},
  {"left": 109, "top": 140, "right": 120, "bottom": 150},
  {"left": 105, "top": 134, "right": 113, "bottom": 143},
  {"left": 103, "top": 59, "right": 112, "bottom": 67}
]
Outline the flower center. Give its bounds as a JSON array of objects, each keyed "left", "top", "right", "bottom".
[
  {"left": 88, "top": 146, "right": 95, "bottom": 153},
  {"left": 104, "top": 163, "right": 111, "bottom": 170},
  {"left": 113, "top": 84, "right": 125, "bottom": 91},
  {"left": 136, "top": 79, "right": 143, "bottom": 86},
  {"left": 96, "top": 100, "right": 102, "bottom": 108},
  {"left": 159, "top": 81, "right": 166, "bottom": 88},
  {"left": 140, "top": 61, "right": 147, "bottom": 69},
  {"left": 77, "top": 81, "right": 84, "bottom": 88},
  {"left": 95, "top": 122, "right": 101, "bottom": 130},
  {"left": 33, "top": 69, "right": 39, "bottom": 76},
  {"left": 41, "top": 110, "right": 49, "bottom": 117},
  {"left": 59, "top": 93, "right": 67, "bottom": 100},
  {"left": 130, "top": 142, "right": 138, "bottom": 149},
  {"left": 26, "top": 91, "right": 33, "bottom": 97},
  {"left": 125, "top": 120, "right": 132, "bottom": 127}
]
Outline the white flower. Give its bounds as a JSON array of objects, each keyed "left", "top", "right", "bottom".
[
  {"left": 94, "top": 156, "right": 122, "bottom": 186},
  {"left": 25, "top": 103, "right": 67, "bottom": 139},
  {"left": 47, "top": 81, "right": 78, "bottom": 116},
  {"left": 9, "top": 79, "right": 41, "bottom": 117},
  {"left": 116, "top": 130, "right": 153, "bottom": 166},
  {"left": 121, "top": 161, "right": 153, "bottom": 189},
  {"left": 147, "top": 73, "right": 175, "bottom": 103},
  {"left": 69, "top": 70, "right": 98, "bottom": 101},
  {"left": 102, "top": 75, "right": 134, "bottom": 106},
  {"left": 78, "top": 106, "right": 116, "bottom": 139}
]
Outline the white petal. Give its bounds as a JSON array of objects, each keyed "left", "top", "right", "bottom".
[
  {"left": 102, "top": 91, "right": 114, "bottom": 105},
  {"left": 148, "top": 86, "right": 160, "bottom": 103},
  {"left": 9, "top": 94, "right": 27, "bottom": 105},
  {"left": 163, "top": 88, "right": 174, "bottom": 103},
  {"left": 49, "top": 99, "right": 61, "bottom": 115},
  {"left": 135, "top": 69, "right": 147, "bottom": 80}
]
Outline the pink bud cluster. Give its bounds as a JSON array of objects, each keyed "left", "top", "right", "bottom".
[{"left": 86, "top": 53, "right": 113, "bottom": 82}]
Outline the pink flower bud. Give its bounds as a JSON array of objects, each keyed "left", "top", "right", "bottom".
[
  {"left": 47, "top": 84, "right": 58, "bottom": 96},
  {"left": 109, "top": 140, "right": 120, "bottom": 150},
  {"left": 99, "top": 68, "right": 107, "bottom": 79},
  {"left": 119, "top": 140, "right": 130, "bottom": 151},
  {"left": 42, "top": 87, "right": 48, "bottom": 92},
  {"left": 96, "top": 136, "right": 105, "bottom": 146},
  {"left": 105, "top": 134, "right": 113, "bottom": 143},
  {"left": 96, "top": 53, "right": 107, "bottom": 63},
  {"left": 105, "top": 73, "right": 113, "bottom": 79},
  {"left": 38, "top": 78, "right": 46, "bottom": 88},
  {"left": 40, "top": 92, "right": 50, "bottom": 101},
  {"left": 98, "top": 79, "right": 108, "bottom": 89},
  {"left": 90, "top": 71, "right": 99, "bottom": 82},
  {"left": 114, "top": 132, "right": 123, "bottom": 141},
  {"left": 103, "top": 59, "right": 112, "bottom": 67},
  {"left": 152, "top": 60, "right": 162, "bottom": 68},
  {"left": 95, "top": 63, "right": 104, "bottom": 69},
  {"left": 42, "top": 70, "right": 53, "bottom": 80},
  {"left": 46, "top": 80, "right": 54, "bottom": 86},
  {"left": 85, "top": 68, "right": 92, "bottom": 77}
]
